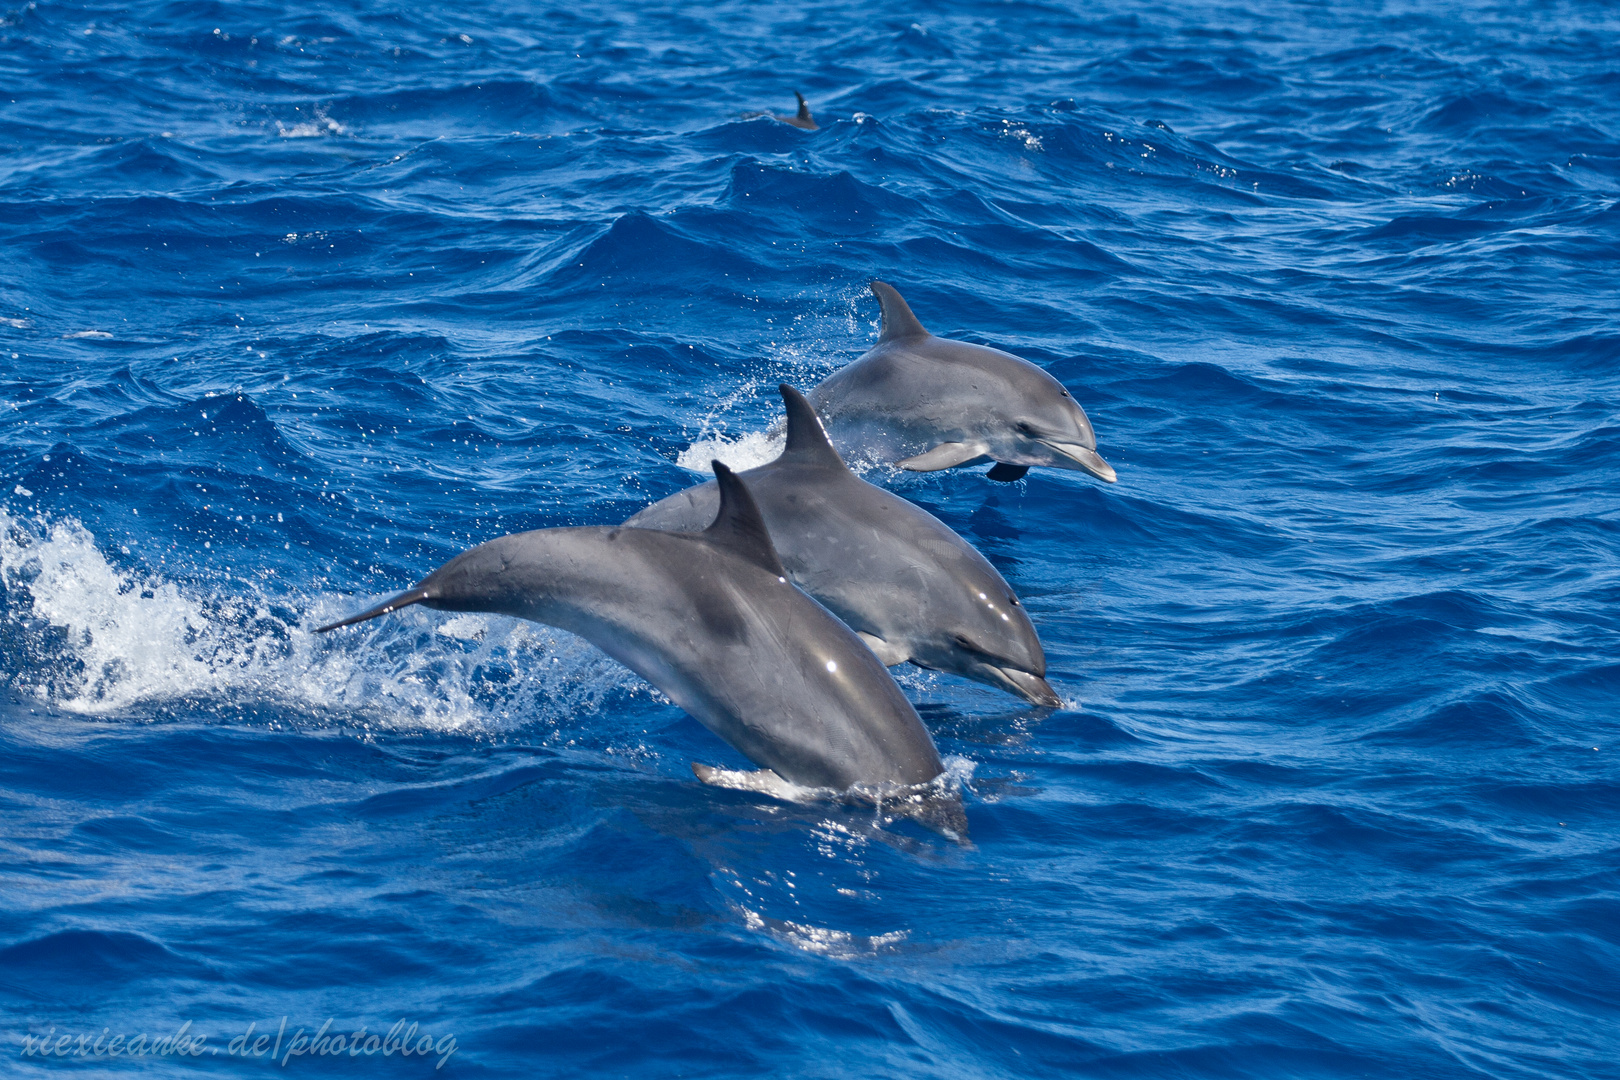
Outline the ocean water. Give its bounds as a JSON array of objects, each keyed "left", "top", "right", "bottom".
[{"left": 2, "top": 0, "right": 1617, "bottom": 1075}]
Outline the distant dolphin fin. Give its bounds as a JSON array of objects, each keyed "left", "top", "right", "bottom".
[
  {"left": 895, "top": 440, "right": 989, "bottom": 471},
  {"left": 777, "top": 383, "right": 847, "bottom": 469},
  {"left": 774, "top": 91, "right": 818, "bottom": 130},
  {"left": 704, "top": 461, "right": 789, "bottom": 577},
  {"left": 986, "top": 462, "right": 1030, "bottom": 482},
  {"left": 315, "top": 587, "right": 432, "bottom": 633},
  {"left": 871, "top": 280, "right": 930, "bottom": 342}
]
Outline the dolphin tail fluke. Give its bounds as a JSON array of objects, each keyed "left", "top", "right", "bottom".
[
  {"left": 315, "top": 587, "right": 432, "bottom": 633},
  {"left": 870, "top": 281, "right": 930, "bottom": 342},
  {"left": 777, "top": 384, "right": 846, "bottom": 469}
]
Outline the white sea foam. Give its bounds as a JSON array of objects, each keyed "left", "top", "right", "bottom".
[
  {"left": 674, "top": 428, "right": 784, "bottom": 473},
  {"left": 0, "top": 511, "right": 653, "bottom": 734},
  {"left": 739, "top": 907, "right": 908, "bottom": 957},
  {"left": 997, "top": 119, "right": 1044, "bottom": 151},
  {"left": 277, "top": 113, "right": 345, "bottom": 138},
  {"left": 939, "top": 753, "right": 977, "bottom": 788}
]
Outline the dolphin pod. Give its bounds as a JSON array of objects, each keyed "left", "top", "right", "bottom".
[
  {"left": 319, "top": 462, "right": 965, "bottom": 836},
  {"left": 627, "top": 384, "right": 1060, "bottom": 707},
  {"left": 320, "top": 276, "right": 1113, "bottom": 837},
  {"left": 805, "top": 281, "right": 1116, "bottom": 484}
]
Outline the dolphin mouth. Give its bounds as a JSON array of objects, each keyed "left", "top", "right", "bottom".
[
  {"left": 992, "top": 666, "right": 1063, "bottom": 708},
  {"left": 1041, "top": 440, "right": 1117, "bottom": 483}
]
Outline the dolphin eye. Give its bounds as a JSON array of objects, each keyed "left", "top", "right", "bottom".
[
  {"left": 1061, "top": 389, "right": 1071, "bottom": 398},
  {"left": 1008, "top": 596, "right": 1020, "bottom": 607},
  {"left": 1015, "top": 421, "right": 1036, "bottom": 435}
]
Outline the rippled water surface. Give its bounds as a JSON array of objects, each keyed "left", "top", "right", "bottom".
[{"left": 2, "top": 1, "right": 1617, "bottom": 1076}]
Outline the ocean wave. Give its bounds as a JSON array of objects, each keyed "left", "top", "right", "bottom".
[{"left": 3, "top": 0, "right": 1619, "bottom": 1074}]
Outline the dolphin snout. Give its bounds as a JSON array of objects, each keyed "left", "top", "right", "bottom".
[
  {"left": 995, "top": 666, "right": 1064, "bottom": 708},
  {"left": 1041, "top": 440, "right": 1117, "bottom": 483}
]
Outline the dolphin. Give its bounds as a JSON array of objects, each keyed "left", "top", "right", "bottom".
[
  {"left": 803, "top": 281, "right": 1116, "bottom": 484},
  {"left": 743, "top": 92, "right": 818, "bottom": 130},
  {"left": 317, "top": 462, "right": 963, "bottom": 835},
  {"left": 628, "top": 385, "right": 1061, "bottom": 708},
  {"left": 775, "top": 91, "right": 818, "bottom": 130}
]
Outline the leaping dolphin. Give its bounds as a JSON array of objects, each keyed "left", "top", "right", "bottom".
[
  {"left": 317, "top": 463, "right": 963, "bottom": 835},
  {"left": 804, "top": 281, "right": 1116, "bottom": 484},
  {"left": 628, "top": 385, "right": 1061, "bottom": 707}
]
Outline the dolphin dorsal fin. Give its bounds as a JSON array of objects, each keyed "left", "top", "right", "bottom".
[
  {"left": 795, "top": 91, "right": 813, "bottom": 124},
  {"left": 776, "top": 384, "right": 847, "bottom": 470},
  {"left": 871, "top": 280, "right": 930, "bottom": 342},
  {"left": 703, "top": 461, "right": 788, "bottom": 577}
]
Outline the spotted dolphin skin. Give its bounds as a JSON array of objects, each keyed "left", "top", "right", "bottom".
[
  {"left": 805, "top": 281, "right": 1116, "bottom": 484},
  {"left": 317, "top": 463, "right": 962, "bottom": 835},
  {"left": 628, "top": 385, "right": 1061, "bottom": 707}
]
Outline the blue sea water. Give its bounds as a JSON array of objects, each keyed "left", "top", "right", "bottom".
[{"left": 1, "top": 0, "right": 1618, "bottom": 1075}]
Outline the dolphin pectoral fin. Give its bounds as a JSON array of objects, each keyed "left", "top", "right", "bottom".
[
  {"left": 855, "top": 632, "right": 911, "bottom": 667},
  {"left": 985, "top": 462, "right": 1029, "bottom": 483},
  {"left": 315, "top": 587, "right": 432, "bottom": 633},
  {"left": 692, "top": 763, "right": 809, "bottom": 801},
  {"left": 1041, "top": 440, "right": 1117, "bottom": 483},
  {"left": 895, "top": 441, "right": 989, "bottom": 472}
]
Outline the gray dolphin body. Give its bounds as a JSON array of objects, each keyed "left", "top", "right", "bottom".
[
  {"left": 318, "top": 464, "right": 958, "bottom": 831},
  {"left": 805, "top": 281, "right": 1117, "bottom": 484},
  {"left": 628, "top": 386, "right": 1061, "bottom": 708}
]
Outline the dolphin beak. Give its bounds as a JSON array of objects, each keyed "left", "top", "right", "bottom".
[
  {"left": 995, "top": 667, "right": 1064, "bottom": 708},
  {"left": 1041, "top": 440, "right": 1117, "bottom": 483}
]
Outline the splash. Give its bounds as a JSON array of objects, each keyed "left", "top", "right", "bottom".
[
  {"left": 0, "top": 511, "right": 653, "bottom": 734},
  {"left": 669, "top": 374, "right": 785, "bottom": 473},
  {"left": 276, "top": 110, "right": 345, "bottom": 138},
  {"left": 674, "top": 428, "right": 783, "bottom": 473},
  {"left": 670, "top": 287, "right": 872, "bottom": 474},
  {"left": 997, "top": 119, "right": 1044, "bottom": 151},
  {"left": 739, "top": 907, "right": 908, "bottom": 958}
]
